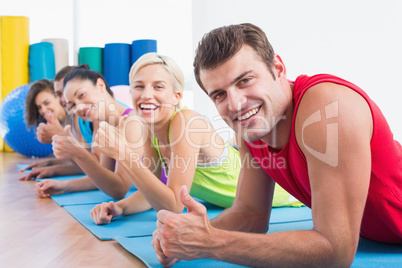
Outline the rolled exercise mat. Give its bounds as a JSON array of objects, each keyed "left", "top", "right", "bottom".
[
  {"left": 78, "top": 47, "right": 103, "bottom": 74},
  {"left": 131, "top": 39, "right": 157, "bottom": 65},
  {"left": 0, "top": 16, "right": 29, "bottom": 152},
  {"left": 29, "top": 42, "right": 56, "bottom": 82},
  {"left": 103, "top": 43, "right": 131, "bottom": 86},
  {"left": 41, "top": 38, "right": 69, "bottom": 73}
]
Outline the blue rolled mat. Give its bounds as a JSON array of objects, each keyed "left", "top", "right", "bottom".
[
  {"left": 29, "top": 42, "right": 56, "bottom": 82},
  {"left": 50, "top": 185, "right": 137, "bottom": 206},
  {"left": 131, "top": 39, "right": 157, "bottom": 65},
  {"left": 103, "top": 43, "right": 131, "bottom": 86}
]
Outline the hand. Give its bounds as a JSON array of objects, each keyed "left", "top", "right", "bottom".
[
  {"left": 36, "top": 179, "right": 66, "bottom": 198},
  {"left": 19, "top": 160, "right": 51, "bottom": 172},
  {"left": 152, "top": 185, "right": 212, "bottom": 265},
  {"left": 36, "top": 112, "right": 65, "bottom": 144},
  {"left": 19, "top": 166, "right": 56, "bottom": 181},
  {"left": 52, "top": 125, "right": 86, "bottom": 160},
  {"left": 93, "top": 116, "right": 128, "bottom": 160},
  {"left": 90, "top": 201, "right": 123, "bottom": 225},
  {"left": 152, "top": 230, "right": 179, "bottom": 267}
]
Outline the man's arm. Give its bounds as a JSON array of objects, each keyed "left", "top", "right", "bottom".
[
  {"left": 211, "top": 83, "right": 372, "bottom": 266},
  {"left": 155, "top": 83, "right": 373, "bottom": 267},
  {"left": 211, "top": 135, "right": 275, "bottom": 232}
]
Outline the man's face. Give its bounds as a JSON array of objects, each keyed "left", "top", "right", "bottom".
[
  {"left": 200, "top": 45, "right": 289, "bottom": 143},
  {"left": 54, "top": 79, "right": 67, "bottom": 108}
]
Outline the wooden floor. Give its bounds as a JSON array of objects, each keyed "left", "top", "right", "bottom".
[{"left": 0, "top": 152, "right": 146, "bottom": 267}]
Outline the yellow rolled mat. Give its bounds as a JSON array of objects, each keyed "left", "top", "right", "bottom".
[{"left": 0, "top": 16, "right": 30, "bottom": 151}]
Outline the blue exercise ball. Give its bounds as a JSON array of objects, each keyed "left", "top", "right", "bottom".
[{"left": 0, "top": 84, "right": 53, "bottom": 157}]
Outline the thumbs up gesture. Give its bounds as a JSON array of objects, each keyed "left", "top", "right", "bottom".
[
  {"left": 93, "top": 115, "right": 128, "bottom": 160},
  {"left": 36, "top": 111, "right": 65, "bottom": 144},
  {"left": 152, "top": 186, "right": 213, "bottom": 264},
  {"left": 52, "top": 125, "right": 86, "bottom": 160}
]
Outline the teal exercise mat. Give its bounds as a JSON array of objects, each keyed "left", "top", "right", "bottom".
[
  {"left": 115, "top": 235, "right": 247, "bottom": 268},
  {"left": 64, "top": 202, "right": 311, "bottom": 241},
  {"left": 51, "top": 186, "right": 137, "bottom": 206},
  {"left": 17, "top": 164, "right": 32, "bottom": 172},
  {"left": 64, "top": 205, "right": 157, "bottom": 240},
  {"left": 17, "top": 163, "right": 85, "bottom": 181},
  {"left": 352, "top": 239, "right": 402, "bottom": 267},
  {"left": 62, "top": 200, "right": 224, "bottom": 240},
  {"left": 194, "top": 201, "right": 312, "bottom": 225},
  {"left": 116, "top": 224, "right": 402, "bottom": 268}
]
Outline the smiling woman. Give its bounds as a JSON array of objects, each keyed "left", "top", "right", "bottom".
[
  {"left": 36, "top": 65, "right": 137, "bottom": 201},
  {"left": 88, "top": 53, "right": 241, "bottom": 224},
  {"left": 24, "top": 79, "right": 66, "bottom": 132}
]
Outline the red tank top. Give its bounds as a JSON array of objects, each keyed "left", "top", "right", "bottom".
[{"left": 245, "top": 74, "right": 402, "bottom": 243}]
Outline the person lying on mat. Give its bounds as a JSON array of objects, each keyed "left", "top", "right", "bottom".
[
  {"left": 20, "top": 66, "right": 98, "bottom": 180},
  {"left": 89, "top": 53, "right": 301, "bottom": 225},
  {"left": 151, "top": 23, "right": 402, "bottom": 267},
  {"left": 36, "top": 65, "right": 135, "bottom": 200},
  {"left": 88, "top": 53, "right": 241, "bottom": 224}
]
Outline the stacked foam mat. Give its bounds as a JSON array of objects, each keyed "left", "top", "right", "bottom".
[
  {"left": 79, "top": 39, "right": 157, "bottom": 87},
  {"left": 18, "top": 163, "right": 402, "bottom": 267}
]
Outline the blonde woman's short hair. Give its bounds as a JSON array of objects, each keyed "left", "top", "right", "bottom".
[{"left": 129, "top": 53, "right": 185, "bottom": 103}]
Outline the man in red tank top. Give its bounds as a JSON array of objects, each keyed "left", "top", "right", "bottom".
[{"left": 152, "top": 23, "right": 402, "bottom": 267}]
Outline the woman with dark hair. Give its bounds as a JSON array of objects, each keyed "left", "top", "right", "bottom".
[
  {"left": 20, "top": 67, "right": 97, "bottom": 181},
  {"left": 24, "top": 79, "right": 66, "bottom": 133},
  {"left": 36, "top": 65, "right": 135, "bottom": 200}
]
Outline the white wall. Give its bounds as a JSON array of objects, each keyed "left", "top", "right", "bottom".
[
  {"left": 192, "top": 0, "right": 402, "bottom": 142},
  {"left": 2, "top": 0, "right": 402, "bottom": 141},
  {"left": 1, "top": 0, "right": 194, "bottom": 107}
]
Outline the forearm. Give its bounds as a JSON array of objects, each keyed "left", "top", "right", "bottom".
[
  {"left": 51, "top": 164, "right": 84, "bottom": 176},
  {"left": 116, "top": 191, "right": 152, "bottom": 216},
  {"left": 64, "top": 177, "right": 98, "bottom": 192},
  {"left": 211, "top": 205, "right": 269, "bottom": 233},
  {"left": 204, "top": 228, "right": 341, "bottom": 267},
  {"left": 120, "top": 155, "right": 182, "bottom": 213},
  {"left": 72, "top": 150, "right": 131, "bottom": 199}
]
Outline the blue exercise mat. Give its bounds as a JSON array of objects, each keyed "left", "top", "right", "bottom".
[
  {"left": 17, "top": 164, "right": 32, "bottom": 172},
  {"left": 17, "top": 164, "right": 85, "bottom": 181},
  {"left": 63, "top": 201, "right": 311, "bottom": 241},
  {"left": 353, "top": 239, "right": 402, "bottom": 267},
  {"left": 116, "top": 224, "right": 402, "bottom": 268},
  {"left": 64, "top": 205, "right": 157, "bottom": 240},
  {"left": 195, "top": 200, "right": 312, "bottom": 224},
  {"left": 116, "top": 235, "right": 247, "bottom": 268},
  {"left": 62, "top": 199, "right": 224, "bottom": 240},
  {"left": 51, "top": 186, "right": 137, "bottom": 206}
]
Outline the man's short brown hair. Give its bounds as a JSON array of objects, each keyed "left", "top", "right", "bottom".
[{"left": 193, "top": 23, "right": 276, "bottom": 91}]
